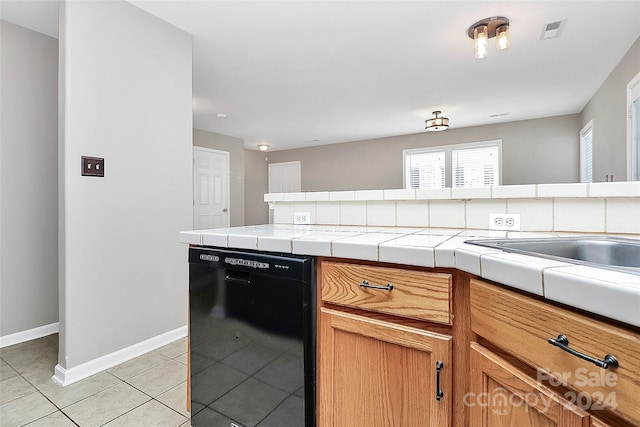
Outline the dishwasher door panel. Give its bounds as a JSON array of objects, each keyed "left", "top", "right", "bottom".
[{"left": 189, "top": 250, "right": 314, "bottom": 427}]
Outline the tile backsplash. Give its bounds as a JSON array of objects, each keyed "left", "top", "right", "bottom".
[{"left": 265, "top": 183, "right": 640, "bottom": 234}]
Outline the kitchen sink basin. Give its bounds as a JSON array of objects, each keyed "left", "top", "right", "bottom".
[{"left": 465, "top": 236, "right": 640, "bottom": 274}]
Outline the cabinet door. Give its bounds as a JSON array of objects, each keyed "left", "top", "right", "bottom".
[
  {"left": 470, "top": 279, "right": 640, "bottom": 425},
  {"left": 469, "top": 342, "right": 590, "bottom": 427},
  {"left": 319, "top": 308, "right": 451, "bottom": 427}
]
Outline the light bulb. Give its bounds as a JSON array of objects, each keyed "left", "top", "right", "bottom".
[
  {"left": 496, "top": 25, "right": 510, "bottom": 50},
  {"left": 474, "top": 25, "right": 488, "bottom": 59}
]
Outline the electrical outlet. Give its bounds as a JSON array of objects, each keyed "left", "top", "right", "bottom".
[
  {"left": 294, "top": 212, "right": 311, "bottom": 224},
  {"left": 489, "top": 213, "right": 521, "bottom": 231}
]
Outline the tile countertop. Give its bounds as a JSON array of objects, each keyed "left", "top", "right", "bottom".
[{"left": 179, "top": 224, "right": 640, "bottom": 328}]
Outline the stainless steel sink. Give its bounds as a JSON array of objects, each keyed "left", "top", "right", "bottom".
[{"left": 465, "top": 236, "right": 640, "bottom": 274}]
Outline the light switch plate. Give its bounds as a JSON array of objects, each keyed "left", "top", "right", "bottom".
[{"left": 81, "top": 156, "right": 105, "bottom": 177}]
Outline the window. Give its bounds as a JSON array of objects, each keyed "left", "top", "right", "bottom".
[
  {"left": 580, "top": 120, "right": 593, "bottom": 183},
  {"left": 404, "top": 150, "right": 445, "bottom": 189},
  {"left": 404, "top": 140, "right": 501, "bottom": 189},
  {"left": 452, "top": 144, "right": 499, "bottom": 188}
]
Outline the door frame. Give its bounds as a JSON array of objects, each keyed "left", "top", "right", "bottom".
[
  {"left": 193, "top": 146, "right": 230, "bottom": 228},
  {"left": 627, "top": 71, "right": 640, "bottom": 181}
]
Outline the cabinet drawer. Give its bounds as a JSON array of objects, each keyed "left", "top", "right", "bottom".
[
  {"left": 320, "top": 260, "right": 452, "bottom": 325},
  {"left": 471, "top": 278, "right": 640, "bottom": 425}
]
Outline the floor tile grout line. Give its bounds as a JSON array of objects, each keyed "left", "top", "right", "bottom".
[
  {"left": 29, "top": 406, "right": 81, "bottom": 427},
  {"left": 23, "top": 366, "right": 85, "bottom": 427},
  {"left": 96, "top": 399, "right": 152, "bottom": 427},
  {"left": 120, "top": 375, "right": 190, "bottom": 420},
  {"left": 7, "top": 360, "right": 175, "bottom": 426},
  {"left": 107, "top": 352, "right": 175, "bottom": 382},
  {"left": 121, "top": 377, "right": 160, "bottom": 401},
  {"left": 1, "top": 336, "right": 190, "bottom": 427},
  {"left": 151, "top": 396, "right": 191, "bottom": 421},
  {"left": 1, "top": 368, "right": 78, "bottom": 427},
  {"left": 51, "top": 375, "right": 139, "bottom": 416}
]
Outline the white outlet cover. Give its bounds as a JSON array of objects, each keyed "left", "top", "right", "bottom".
[
  {"left": 294, "top": 212, "right": 311, "bottom": 224},
  {"left": 489, "top": 213, "right": 521, "bottom": 231}
]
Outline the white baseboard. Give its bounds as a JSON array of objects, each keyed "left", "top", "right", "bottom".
[
  {"left": 52, "top": 325, "right": 188, "bottom": 387},
  {"left": 0, "top": 322, "right": 59, "bottom": 348}
]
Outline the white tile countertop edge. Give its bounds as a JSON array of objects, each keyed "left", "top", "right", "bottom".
[
  {"left": 179, "top": 225, "right": 640, "bottom": 328},
  {"left": 264, "top": 182, "right": 640, "bottom": 202}
]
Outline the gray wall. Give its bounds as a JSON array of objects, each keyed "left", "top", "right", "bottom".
[
  {"left": 58, "top": 1, "right": 192, "bottom": 369},
  {"left": 262, "top": 114, "right": 580, "bottom": 192},
  {"left": 581, "top": 36, "right": 640, "bottom": 182},
  {"left": 193, "top": 129, "right": 245, "bottom": 226},
  {"left": 245, "top": 36, "right": 640, "bottom": 218},
  {"left": 0, "top": 21, "right": 59, "bottom": 338},
  {"left": 244, "top": 149, "right": 269, "bottom": 225}
]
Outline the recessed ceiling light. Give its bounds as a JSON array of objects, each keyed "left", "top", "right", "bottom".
[
  {"left": 258, "top": 144, "right": 270, "bottom": 151},
  {"left": 216, "top": 113, "right": 227, "bottom": 118}
]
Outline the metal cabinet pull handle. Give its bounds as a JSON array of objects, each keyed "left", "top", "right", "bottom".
[
  {"left": 225, "top": 275, "right": 251, "bottom": 285},
  {"left": 435, "top": 361, "right": 444, "bottom": 401},
  {"left": 547, "top": 334, "right": 619, "bottom": 370},
  {"left": 359, "top": 280, "right": 393, "bottom": 291}
]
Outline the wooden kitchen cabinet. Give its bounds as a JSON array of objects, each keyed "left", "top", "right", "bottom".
[
  {"left": 320, "top": 260, "right": 452, "bottom": 325},
  {"left": 316, "top": 259, "right": 639, "bottom": 426},
  {"left": 469, "top": 341, "right": 590, "bottom": 427},
  {"left": 319, "top": 307, "right": 452, "bottom": 427},
  {"left": 470, "top": 278, "right": 640, "bottom": 427},
  {"left": 317, "top": 259, "right": 458, "bottom": 427}
]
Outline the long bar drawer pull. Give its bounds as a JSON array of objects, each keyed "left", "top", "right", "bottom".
[
  {"left": 435, "top": 361, "right": 444, "bottom": 401},
  {"left": 359, "top": 280, "right": 393, "bottom": 291},
  {"left": 547, "top": 334, "right": 619, "bottom": 370},
  {"left": 225, "top": 275, "right": 251, "bottom": 285}
]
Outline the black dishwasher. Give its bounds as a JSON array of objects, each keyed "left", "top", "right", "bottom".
[{"left": 189, "top": 247, "right": 315, "bottom": 427}]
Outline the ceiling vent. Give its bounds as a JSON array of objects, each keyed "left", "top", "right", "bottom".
[{"left": 541, "top": 19, "right": 566, "bottom": 40}]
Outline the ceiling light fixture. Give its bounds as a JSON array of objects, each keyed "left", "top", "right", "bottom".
[
  {"left": 467, "top": 16, "right": 510, "bottom": 59},
  {"left": 258, "top": 144, "right": 270, "bottom": 151},
  {"left": 425, "top": 111, "right": 449, "bottom": 132}
]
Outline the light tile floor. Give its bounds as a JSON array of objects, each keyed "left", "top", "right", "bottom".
[{"left": 0, "top": 334, "right": 190, "bottom": 427}]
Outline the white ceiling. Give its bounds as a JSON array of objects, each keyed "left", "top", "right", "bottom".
[{"left": 2, "top": 1, "right": 640, "bottom": 151}]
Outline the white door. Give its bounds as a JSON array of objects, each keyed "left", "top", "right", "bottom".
[
  {"left": 193, "top": 147, "right": 230, "bottom": 229},
  {"left": 269, "top": 161, "right": 301, "bottom": 193}
]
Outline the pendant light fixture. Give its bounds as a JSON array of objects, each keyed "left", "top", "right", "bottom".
[
  {"left": 425, "top": 111, "right": 449, "bottom": 132},
  {"left": 467, "top": 16, "right": 510, "bottom": 59}
]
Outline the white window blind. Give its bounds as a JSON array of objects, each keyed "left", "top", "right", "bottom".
[
  {"left": 580, "top": 121, "right": 593, "bottom": 183},
  {"left": 404, "top": 140, "right": 502, "bottom": 189},
  {"left": 405, "top": 150, "right": 445, "bottom": 189},
  {"left": 452, "top": 145, "right": 499, "bottom": 188}
]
